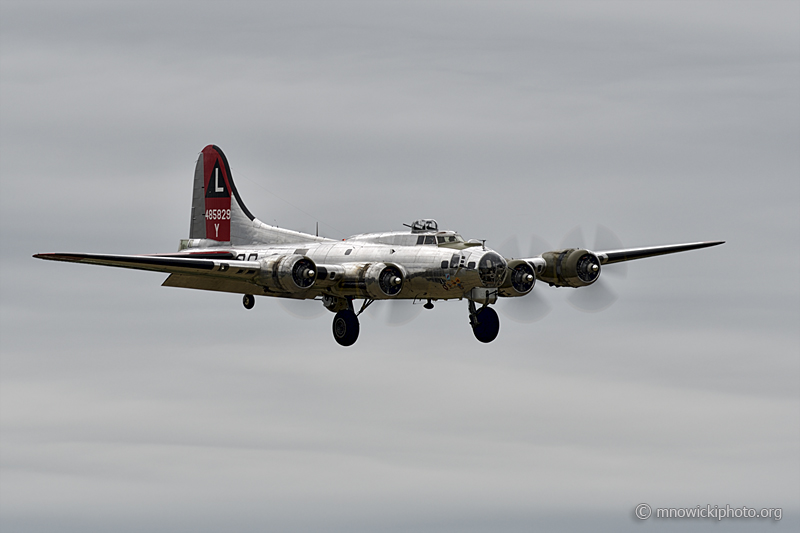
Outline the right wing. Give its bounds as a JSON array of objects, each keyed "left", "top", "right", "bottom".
[
  {"left": 32, "top": 252, "right": 260, "bottom": 276},
  {"left": 33, "top": 252, "right": 267, "bottom": 296}
]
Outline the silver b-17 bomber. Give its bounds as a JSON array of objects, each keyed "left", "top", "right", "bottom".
[{"left": 35, "top": 145, "right": 724, "bottom": 346}]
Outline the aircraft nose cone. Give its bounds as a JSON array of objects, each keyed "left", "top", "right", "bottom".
[{"left": 478, "top": 251, "right": 507, "bottom": 288}]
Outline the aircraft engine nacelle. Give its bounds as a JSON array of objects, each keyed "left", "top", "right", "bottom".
[
  {"left": 337, "top": 262, "right": 406, "bottom": 298},
  {"left": 364, "top": 262, "right": 406, "bottom": 298},
  {"left": 312, "top": 264, "right": 345, "bottom": 288},
  {"left": 537, "top": 249, "right": 601, "bottom": 288},
  {"left": 258, "top": 254, "right": 317, "bottom": 292},
  {"left": 498, "top": 259, "right": 537, "bottom": 297}
]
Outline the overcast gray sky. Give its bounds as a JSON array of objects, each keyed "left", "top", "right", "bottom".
[{"left": 1, "top": 1, "right": 798, "bottom": 532}]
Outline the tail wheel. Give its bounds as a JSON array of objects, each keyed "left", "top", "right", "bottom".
[
  {"left": 332, "top": 309, "right": 360, "bottom": 346},
  {"left": 472, "top": 307, "right": 500, "bottom": 343},
  {"left": 243, "top": 294, "right": 255, "bottom": 309}
]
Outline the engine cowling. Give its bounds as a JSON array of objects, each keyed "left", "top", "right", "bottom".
[
  {"left": 537, "top": 249, "right": 601, "bottom": 288},
  {"left": 257, "top": 254, "right": 317, "bottom": 292},
  {"left": 336, "top": 262, "right": 406, "bottom": 298},
  {"left": 498, "top": 259, "right": 536, "bottom": 297},
  {"left": 364, "top": 263, "right": 405, "bottom": 298}
]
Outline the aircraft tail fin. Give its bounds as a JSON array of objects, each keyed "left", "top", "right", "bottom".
[
  {"left": 188, "top": 145, "right": 329, "bottom": 246},
  {"left": 189, "top": 145, "right": 255, "bottom": 242}
]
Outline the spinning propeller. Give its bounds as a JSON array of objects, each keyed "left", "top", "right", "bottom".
[
  {"left": 560, "top": 225, "right": 627, "bottom": 312},
  {"left": 365, "top": 299, "right": 423, "bottom": 326},
  {"left": 278, "top": 298, "right": 326, "bottom": 319},
  {"left": 497, "top": 225, "right": 629, "bottom": 321}
]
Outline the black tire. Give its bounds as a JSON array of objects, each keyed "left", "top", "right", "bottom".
[
  {"left": 472, "top": 306, "right": 500, "bottom": 343},
  {"left": 243, "top": 294, "right": 255, "bottom": 309},
  {"left": 332, "top": 309, "right": 360, "bottom": 346}
]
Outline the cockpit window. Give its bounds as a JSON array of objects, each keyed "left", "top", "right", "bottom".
[
  {"left": 478, "top": 252, "right": 507, "bottom": 288},
  {"left": 436, "top": 234, "right": 466, "bottom": 248},
  {"left": 450, "top": 253, "right": 460, "bottom": 268},
  {"left": 424, "top": 235, "right": 435, "bottom": 245}
]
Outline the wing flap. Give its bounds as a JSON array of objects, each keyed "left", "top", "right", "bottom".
[{"left": 162, "top": 273, "right": 260, "bottom": 294}]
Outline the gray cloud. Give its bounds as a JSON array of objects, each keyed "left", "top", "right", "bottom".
[{"left": 1, "top": 1, "right": 798, "bottom": 532}]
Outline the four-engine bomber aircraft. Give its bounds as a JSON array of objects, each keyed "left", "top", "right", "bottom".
[{"left": 35, "top": 145, "right": 724, "bottom": 346}]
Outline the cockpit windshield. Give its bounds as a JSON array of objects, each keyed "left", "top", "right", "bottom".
[
  {"left": 415, "top": 232, "right": 466, "bottom": 246},
  {"left": 436, "top": 234, "right": 465, "bottom": 245}
]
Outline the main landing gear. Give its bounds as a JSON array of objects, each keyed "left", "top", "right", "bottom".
[
  {"left": 310, "top": 294, "right": 502, "bottom": 346},
  {"left": 328, "top": 296, "right": 362, "bottom": 347},
  {"left": 469, "top": 300, "right": 499, "bottom": 343},
  {"left": 332, "top": 308, "right": 360, "bottom": 346}
]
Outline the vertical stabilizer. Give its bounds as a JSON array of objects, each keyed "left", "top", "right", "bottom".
[
  {"left": 188, "top": 145, "right": 330, "bottom": 246},
  {"left": 189, "top": 145, "right": 255, "bottom": 242}
]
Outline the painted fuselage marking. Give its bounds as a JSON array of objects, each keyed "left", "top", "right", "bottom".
[{"left": 215, "top": 167, "right": 224, "bottom": 192}]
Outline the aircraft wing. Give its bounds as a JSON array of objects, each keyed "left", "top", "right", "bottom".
[
  {"left": 32, "top": 252, "right": 259, "bottom": 276},
  {"left": 593, "top": 241, "right": 725, "bottom": 264}
]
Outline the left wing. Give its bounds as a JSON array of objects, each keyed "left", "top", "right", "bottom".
[
  {"left": 524, "top": 240, "right": 724, "bottom": 289},
  {"left": 523, "top": 240, "right": 724, "bottom": 266},
  {"left": 594, "top": 240, "right": 725, "bottom": 264}
]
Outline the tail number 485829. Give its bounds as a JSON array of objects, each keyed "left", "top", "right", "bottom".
[{"left": 205, "top": 209, "right": 231, "bottom": 220}]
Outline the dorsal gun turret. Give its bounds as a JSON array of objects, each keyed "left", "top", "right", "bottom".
[{"left": 409, "top": 219, "right": 438, "bottom": 233}]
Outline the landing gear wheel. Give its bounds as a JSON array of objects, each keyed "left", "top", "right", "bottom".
[
  {"left": 472, "top": 307, "right": 500, "bottom": 343},
  {"left": 243, "top": 294, "right": 255, "bottom": 309},
  {"left": 332, "top": 309, "right": 360, "bottom": 346}
]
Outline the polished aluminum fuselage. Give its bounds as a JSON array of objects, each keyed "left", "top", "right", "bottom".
[{"left": 203, "top": 233, "right": 492, "bottom": 301}]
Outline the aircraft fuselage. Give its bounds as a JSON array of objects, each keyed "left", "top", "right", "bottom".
[{"left": 180, "top": 237, "right": 502, "bottom": 302}]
